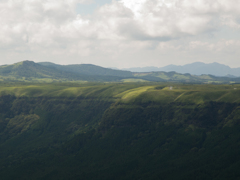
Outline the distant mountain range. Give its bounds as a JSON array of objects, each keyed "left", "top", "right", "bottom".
[
  {"left": 123, "top": 62, "right": 240, "bottom": 77},
  {"left": 0, "top": 60, "right": 240, "bottom": 83}
]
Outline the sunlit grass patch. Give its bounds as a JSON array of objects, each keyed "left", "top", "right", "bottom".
[
  {"left": 135, "top": 90, "right": 184, "bottom": 103},
  {"left": 116, "top": 86, "right": 155, "bottom": 101},
  {"left": 121, "top": 78, "right": 148, "bottom": 82},
  {"left": 175, "top": 90, "right": 228, "bottom": 104}
]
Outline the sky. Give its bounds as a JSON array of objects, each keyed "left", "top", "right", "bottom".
[{"left": 0, "top": 0, "right": 240, "bottom": 68}]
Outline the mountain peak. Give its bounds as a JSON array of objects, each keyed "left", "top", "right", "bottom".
[
  {"left": 22, "top": 60, "right": 35, "bottom": 65},
  {"left": 12, "top": 60, "right": 35, "bottom": 66}
]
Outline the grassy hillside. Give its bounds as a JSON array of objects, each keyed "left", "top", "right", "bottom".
[
  {"left": 0, "top": 82, "right": 240, "bottom": 103},
  {"left": 39, "top": 62, "right": 133, "bottom": 77},
  {"left": 0, "top": 82, "right": 240, "bottom": 179},
  {"left": 0, "top": 61, "right": 78, "bottom": 79},
  {"left": 0, "top": 61, "right": 124, "bottom": 82},
  {"left": 133, "top": 71, "right": 240, "bottom": 83}
]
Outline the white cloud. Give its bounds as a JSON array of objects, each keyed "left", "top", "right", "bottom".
[
  {"left": 117, "top": 0, "right": 240, "bottom": 39},
  {"left": 0, "top": 0, "right": 240, "bottom": 67},
  {"left": 189, "top": 40, "right": 240, "bottom": 54}
]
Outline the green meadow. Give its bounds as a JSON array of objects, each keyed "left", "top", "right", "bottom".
[{"left": 1, "top": 82, "right": 239, "bottom": 103}]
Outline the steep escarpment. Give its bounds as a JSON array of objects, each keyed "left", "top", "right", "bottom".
[
  {"left": 0, "top": 83, "right": 240, "bottom": 179},
  {"left": 64, "top": 101, "right": 240, "bottom": 180}
]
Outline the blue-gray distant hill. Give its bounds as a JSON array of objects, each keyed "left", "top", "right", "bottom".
[{"left": 124, "top": 62, "right": 240, "bottom": 77}]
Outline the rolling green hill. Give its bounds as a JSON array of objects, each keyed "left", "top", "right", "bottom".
[
  {"left": 0, "top": 61, "right": 78, "bottom": 79},
  {"left": 133, "top": 71, "right": 240, "bottom": 83},
  {"left": 0, "top": 82, "right": 240, "bottom": 179},
  {"left": 39, "top": 62, "right": 133, "bottom": 77},
  {"left": 1, "top": 60, "right": 240, "bottom": 83},
  {"left": 0, "top": 61, "right": 124, "bottom": 82}
]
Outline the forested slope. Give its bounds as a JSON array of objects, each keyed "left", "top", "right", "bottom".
[{"left": 0, "top": 82, "right": 240, "bottom": 179}]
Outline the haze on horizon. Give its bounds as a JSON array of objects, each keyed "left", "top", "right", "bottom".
[{"left": 0, "top": 0, "right": 240, "bottom": 68}]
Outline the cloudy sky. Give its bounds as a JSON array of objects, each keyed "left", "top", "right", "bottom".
[{"left": 0, "top": 0, "right": 240, "bottom": 68}]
